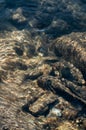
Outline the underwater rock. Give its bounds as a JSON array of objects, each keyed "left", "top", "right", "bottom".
[
  {"left": 29, "top": 92, "right": 58, "bottom": 116},
  {"left": 0, "top": 1, "right": 86, "bottom": 129},
  {"left": 0, "top": 30, "right": 86, "bottom": 130},
  {"left": 48, "top": 108, "right": 62, "bottom": 117},
  {"left": 37, "top": 76, "right": 86, "bottom": 107},
  {"left": 53, "top": 32, "right": 86, "bottom": 80}
]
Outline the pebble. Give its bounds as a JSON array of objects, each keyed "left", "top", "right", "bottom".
[{"left": 48, "top": 108, "right": 62, "bottom": 117}]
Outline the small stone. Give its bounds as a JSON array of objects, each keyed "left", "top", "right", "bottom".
[
  {"left": 29, "top": 92, "right": 58, "bottom": 116},
  {"left": 48, "top": 108, "right": 62, "bottom": 117}
]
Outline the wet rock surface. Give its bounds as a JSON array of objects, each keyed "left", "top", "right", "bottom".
[
  {"left": 53, "top": 32, "right": 86, "bottom": 80},
  {"left": 0, "top": 30, "right": 86, "bottom": 130},
  {"left": 0, "top": 0, "right": 86, "bottom": 130}
]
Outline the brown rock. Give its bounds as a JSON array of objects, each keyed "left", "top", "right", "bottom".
[
  {"left": 53, "top": 32, "right": 86, "bottom": 80},
  {"left": 29, "top": 92, "right": 58, "bottom": 116},
  {"left": 0, "top": 28, "right": 86, "bottom": 130},
  {"left": 37, "top": 76, "right": 86, "bottom": 106},
  {"left": 63, "top": 108, "right": 78, "bottom": 120}
]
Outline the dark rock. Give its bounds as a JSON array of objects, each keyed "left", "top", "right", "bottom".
[
  {"left": 53, "top": 32, "right": 86, "bottom": 80},
  {"left": 50, "top": 60, "right": 85, "bottom": 85},
  {"left": 37, "top": 76, "right": 86, "bottom": 107},
  {"left": 26, "top": 44, "right": 37, "bottom": 57},
  {"left": 28, "top": 92, "right": 58, "bottom": 116},
  {"left": 14, "top": 47, "right": 24, "bottom": 56}
]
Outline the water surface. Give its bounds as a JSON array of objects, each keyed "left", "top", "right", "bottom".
[{"left": 0, "top": 0, "right": 86, "bottom": 39}]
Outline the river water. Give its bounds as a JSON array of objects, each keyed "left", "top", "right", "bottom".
[
  {"left": 0, "top": 1, "right": 86, "bottom": 130},
  {"left": 0, "top": 0, "right": 86, "bottom": 40}
]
